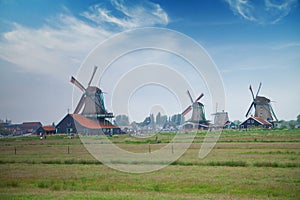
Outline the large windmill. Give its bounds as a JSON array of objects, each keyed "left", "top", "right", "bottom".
[
  {"left": 70, "top": 66, "right": 113, "bottom": 120},
  {"left": 182, "top": 90, "right": 206, "bottom": 123},
  {"left": 245, "top": 82, "right": 278, "bottom": 122}
]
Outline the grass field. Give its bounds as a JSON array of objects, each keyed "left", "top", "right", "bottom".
[{"left": 0, "top": 129, "right": 299, "bottom": 199}]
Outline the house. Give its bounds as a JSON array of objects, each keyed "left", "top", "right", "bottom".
[
  {"left": 21, "top": 122, "right": 43, "bottom": 134},
  {"left": 37, "top": 126, "right": 56, "bottom": 135},
  {"left": 118, "top": 125, "right": 134, "bottom": 133},
  {"left": 224, "top": 121, "right": 237, "bottom": 129},
  {"left": 239, "top": 116, "right": 273, "bottom": 129},
  {"left": 56, "top": 114, "right": 122, "bottom": 135},
  {"left": 2, "top": 122, "right": 42, "bottom": 135},
  {"left": 182, "top": 121, "right": 209, "bottom": 130}
]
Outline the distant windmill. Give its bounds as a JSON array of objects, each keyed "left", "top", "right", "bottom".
[
  {"left": 182, "top": 90, "right": 206, "bottom": 122},
  {"left": 70, "top": 66, "right": 113, "bottom": 119},
  {"left": 212, "top": 111, "right": 229, "bottom": 127},
  {"left": 245, "top": 82, "right": 278, "bottom": 122}
]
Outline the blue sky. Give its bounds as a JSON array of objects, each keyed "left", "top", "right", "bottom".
[{"left": 0, "top": 0, "right": 299, "bottom": 124}]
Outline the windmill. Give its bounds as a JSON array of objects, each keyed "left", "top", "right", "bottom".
[
  {"left": 212, "top": 111, "right": 229, "bottom": 127},
  {"left": 70, "top": 66, "right": 113, "bottom": 120},
  {"left": 182, "top": 90, "right": 206, "bottom": 123},
  {"left": 245, "top": 82, "right": 278, "bottom": 122}
]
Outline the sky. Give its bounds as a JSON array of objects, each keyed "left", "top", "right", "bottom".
[{"left": 0, "top": 0, "right": 299, "bottom": 125}]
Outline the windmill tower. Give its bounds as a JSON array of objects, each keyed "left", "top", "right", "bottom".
[
  {"left": 245, "top": 82, "right": 278, "bottom": 122},
  {"left": 213, "top": 111, "right": 229, "bottom": 127},
  {"left": 182, "top": 90, "right": 206, "bottom": 123},
  {"left": 70, "top": 66, "right": 113, "bottom": 120}
]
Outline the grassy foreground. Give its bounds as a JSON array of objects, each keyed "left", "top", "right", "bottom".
[{"left": 0, "top": 129, "right": 299, "bottom": 199}]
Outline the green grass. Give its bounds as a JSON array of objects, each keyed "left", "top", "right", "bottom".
[{"left": 0, "top": 129, "right": 300, "bottom": 199}]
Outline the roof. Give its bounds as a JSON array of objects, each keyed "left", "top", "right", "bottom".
[
  {"left": 241, "top": 116, "right": 272, "bottom": 126},
  {"left": 252, "top": 116, "right": 272, "bottom": 125},
  {"left": 183, "top": 121, "right": 209, "bottom": 127},
  {"left": 22, "top": 122, "right": 42, "bottom": 128},
  {"left": 256, "top": 96, "right": 271, "bottom": 103},
  {"left": 70, "top": 114, "right": 118, "bottom": 129},
  {"left": 42, "top": 126, "right": 55, "bottom": 131}
]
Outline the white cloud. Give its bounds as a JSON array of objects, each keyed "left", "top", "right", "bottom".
[
  {"left": 272, "top": 42, "right": 300, "bottom": 50},
  {"left": 81, "top": 0, "right": 168, "bottom": 29},
  {"left": 0, "top": 0, "right": 169, "bottom": 78},
  {"left": 0, "top": 15, "right": 109, "bottom": 78},
  {"left": 225, "top": 0, "right": 298, "bottom": 24}
]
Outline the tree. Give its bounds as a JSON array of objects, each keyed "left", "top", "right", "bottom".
[
  {"left": 114, "top": 115, "right": 130, "bottom": 126},
  {"left": 155, "top": 112, "right": 168, "bottom": 127},
  {"left": 233, "top": 120, "right": 241, "bottom": 125},
  {"left": 171, "top": 114, "right": 184, "bottom": 125},
  {"left": 0, "top": 125, "right": 10, "bottom": 136},
  {"left": 150, "top": 114, "right": 155, "bottom": 129},
  {"left": 297, "top": 114, "right": 300, "bottom": 123},
  {"left": 289, "top": 121, "right": 295, "bottom": 129},
  {"left": 160, "top": 115, "right": 168, "bottom": 126},
  {"left": 156, "top": 112, "right": 161, "bottom": 126}
]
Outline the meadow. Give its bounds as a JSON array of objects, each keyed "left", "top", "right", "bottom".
[{"left": 0, "top": 129, "right": 299, "bottom": 199}]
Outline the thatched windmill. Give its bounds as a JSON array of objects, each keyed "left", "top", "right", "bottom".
[{"left": 245, "top": 82, "right": 278, "bottom": 122}]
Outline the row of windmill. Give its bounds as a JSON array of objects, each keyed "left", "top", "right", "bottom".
[{"left": 68, "top": 66, "right": 278, "bottom": 132}]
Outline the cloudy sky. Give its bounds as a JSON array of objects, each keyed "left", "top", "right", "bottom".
[{"left": 0, "top": 0, "right": 299, "bottom": 124}]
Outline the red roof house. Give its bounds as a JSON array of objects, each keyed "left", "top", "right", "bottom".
[{"left": 56, "top": 114, "right": 121, "bottom": 135}]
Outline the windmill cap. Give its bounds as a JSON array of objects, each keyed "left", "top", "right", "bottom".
[{"left": 256, "top": 96, "right": 270, "bottom": 102}]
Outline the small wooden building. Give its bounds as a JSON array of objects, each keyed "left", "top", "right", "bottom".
[
  {"left": 240, "top": 116, "right": 273, "bottom": 129},
  {"left": 36, "top": 126, "right": 56, "bottom": 135},
  {"left": 56, "top": 114, "right": 122, "bottom": 135},
  {"left": 182, "top": 121, "right": 209, "bottom": 130}
]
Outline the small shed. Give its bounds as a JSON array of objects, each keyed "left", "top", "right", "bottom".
[{"left": 37, "top": 126, "right": 56, "bottom": 135}]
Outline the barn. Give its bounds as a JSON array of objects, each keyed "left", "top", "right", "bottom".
[
  {"left": 240, "top": 116, "right": 273, "bottom": 129},
  {"left": 56, "top": 114, "right": 122, "bottom": 135}
]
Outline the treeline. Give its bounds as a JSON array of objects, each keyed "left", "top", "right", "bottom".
[{"left": 113, "top": 112, "right": 184, "bottom": 127}]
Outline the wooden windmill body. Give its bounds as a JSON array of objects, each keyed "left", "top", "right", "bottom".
[{"left": 213, "top": 111, "right": 229, "bottom": 127}]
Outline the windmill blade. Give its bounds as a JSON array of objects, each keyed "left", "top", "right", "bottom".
[
  {"left": 195, "top": 93, "right": 204, "bottom": 102},
  {"left": 88, "top": 66, "right": 98, "bottom": 86},
  {"left": 182, "top": 105, "right": 192, "bottom": 116},
  {"left": 249, "top": 85, "right": 255, "bottom": 101},
  {"left": 255, "top": 82, "right": 262, "bottom": 97},
  {"left": 70, "top": 76, "right": 86, "bottom": 92},
  {"left": 187, "top": 90, "right": 194, "bottom": 103},
  {"left": 269, "top": 104, "right": 278, "bottom": 121},
  {"left": 74, "top": 94, "right": 86, "bottom": 114},
  {"left": 245, "top": 102, "right": 254, "bottom": 117}
]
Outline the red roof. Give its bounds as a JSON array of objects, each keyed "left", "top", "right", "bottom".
[
  {"left": 43, "top": 126, "right": 55, "bottom": 131},
  {"left": 22, "top": 122, "right": 42, "bottom": 128},
  {"left": 70, "top": 114, "right": 118, "bottom": 129},
  {"left": 252, "top": 117, "right": 272, "bottom": 125}
]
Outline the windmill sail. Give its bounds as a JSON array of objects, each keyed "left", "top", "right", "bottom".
[
  {"left": 182, "top": 106, "right": 192, "bottom": 116},
  {"left": 71, "top": 76, "right": 85, "bottom": 92}
]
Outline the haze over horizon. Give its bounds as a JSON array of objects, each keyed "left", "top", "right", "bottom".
[{"left": 0, "top": 0, "right": 299, "bottom": 125}]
